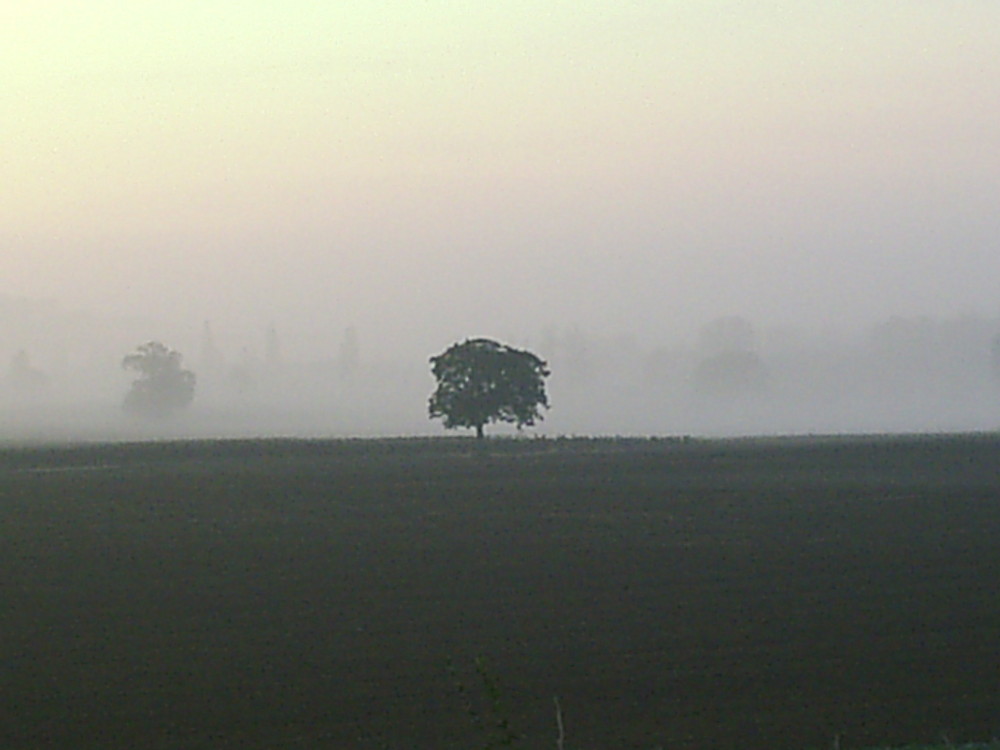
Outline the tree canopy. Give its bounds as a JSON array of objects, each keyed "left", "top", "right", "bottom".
[
  {"left": 122, "top": 341, "right": 196, "bottom": 418},
  {"left": 428, "top": 338, "right": 550, "bottom": 439}
]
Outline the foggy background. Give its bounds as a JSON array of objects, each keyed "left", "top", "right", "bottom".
[
  {"left": 2, "top": 293, "right": 1000, "bottom": 440},
  {"left": 4, "top": 3, "right": 1000, "bottom": 441}
]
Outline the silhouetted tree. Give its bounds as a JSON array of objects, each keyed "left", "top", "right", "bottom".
[
  {"left": 122, "top": 341, "right": 196, "bottom": 418},
  {"left": 429, "top": 338, "right": 550, "bottom": 439}
]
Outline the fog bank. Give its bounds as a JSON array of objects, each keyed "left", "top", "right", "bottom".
[{"left": 3, "top": 297, "right": 998, "bottom": 442}]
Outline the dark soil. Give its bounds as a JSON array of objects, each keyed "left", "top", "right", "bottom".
[{"left": 2, "top": 435, "right": 999, "bottom": 749}]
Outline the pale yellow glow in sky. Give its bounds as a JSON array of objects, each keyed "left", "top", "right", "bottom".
[{"left": 3, "top": 2, "right": 999, "bottom": 344}]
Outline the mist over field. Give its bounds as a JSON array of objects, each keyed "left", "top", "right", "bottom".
[
  {"left": 2, "top": 293, "right": 999, "bottom": 441},
  {"left": 4, "top": 4, "right": 1000, "bottom": 441}
]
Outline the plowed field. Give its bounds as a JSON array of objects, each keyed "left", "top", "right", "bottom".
[{"left": 3, "top": 435, "right": 999, "bottom": 749}]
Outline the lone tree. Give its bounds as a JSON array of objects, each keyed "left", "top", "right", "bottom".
[
  {"left": 429, "top": 338, "right": 550, "bottom": 439},
  {"left": 122, "top": 341, "right": 196, "bottom": 418}
]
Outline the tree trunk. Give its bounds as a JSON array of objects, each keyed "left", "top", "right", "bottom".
[{"left": 475, "top": 423, "right": 485, "bottom": 440}]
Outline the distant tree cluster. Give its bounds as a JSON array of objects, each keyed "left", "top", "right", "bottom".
[
  {"left": 122, "top": 341, "right": 196, "bottom": 419},
  {"left": 694, "top": 316, "right": 768, "bottom": 397},
  {"left": 13, "top": 309, "right": 1000, "bottom": 436},
  {"left": 117, "top": 333, "right": 553, "bottom": 434},
  {"left": 429, "top": 338, "right": 550, "bottom": 439}
]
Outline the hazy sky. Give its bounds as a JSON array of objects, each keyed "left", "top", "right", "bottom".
[{"left": 4, "top": 2, "right": 999, "bottom": 359}]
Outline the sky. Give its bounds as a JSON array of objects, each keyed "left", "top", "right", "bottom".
[{"left": 4, "top": 1, "right": 1000, "bottom": 362}]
